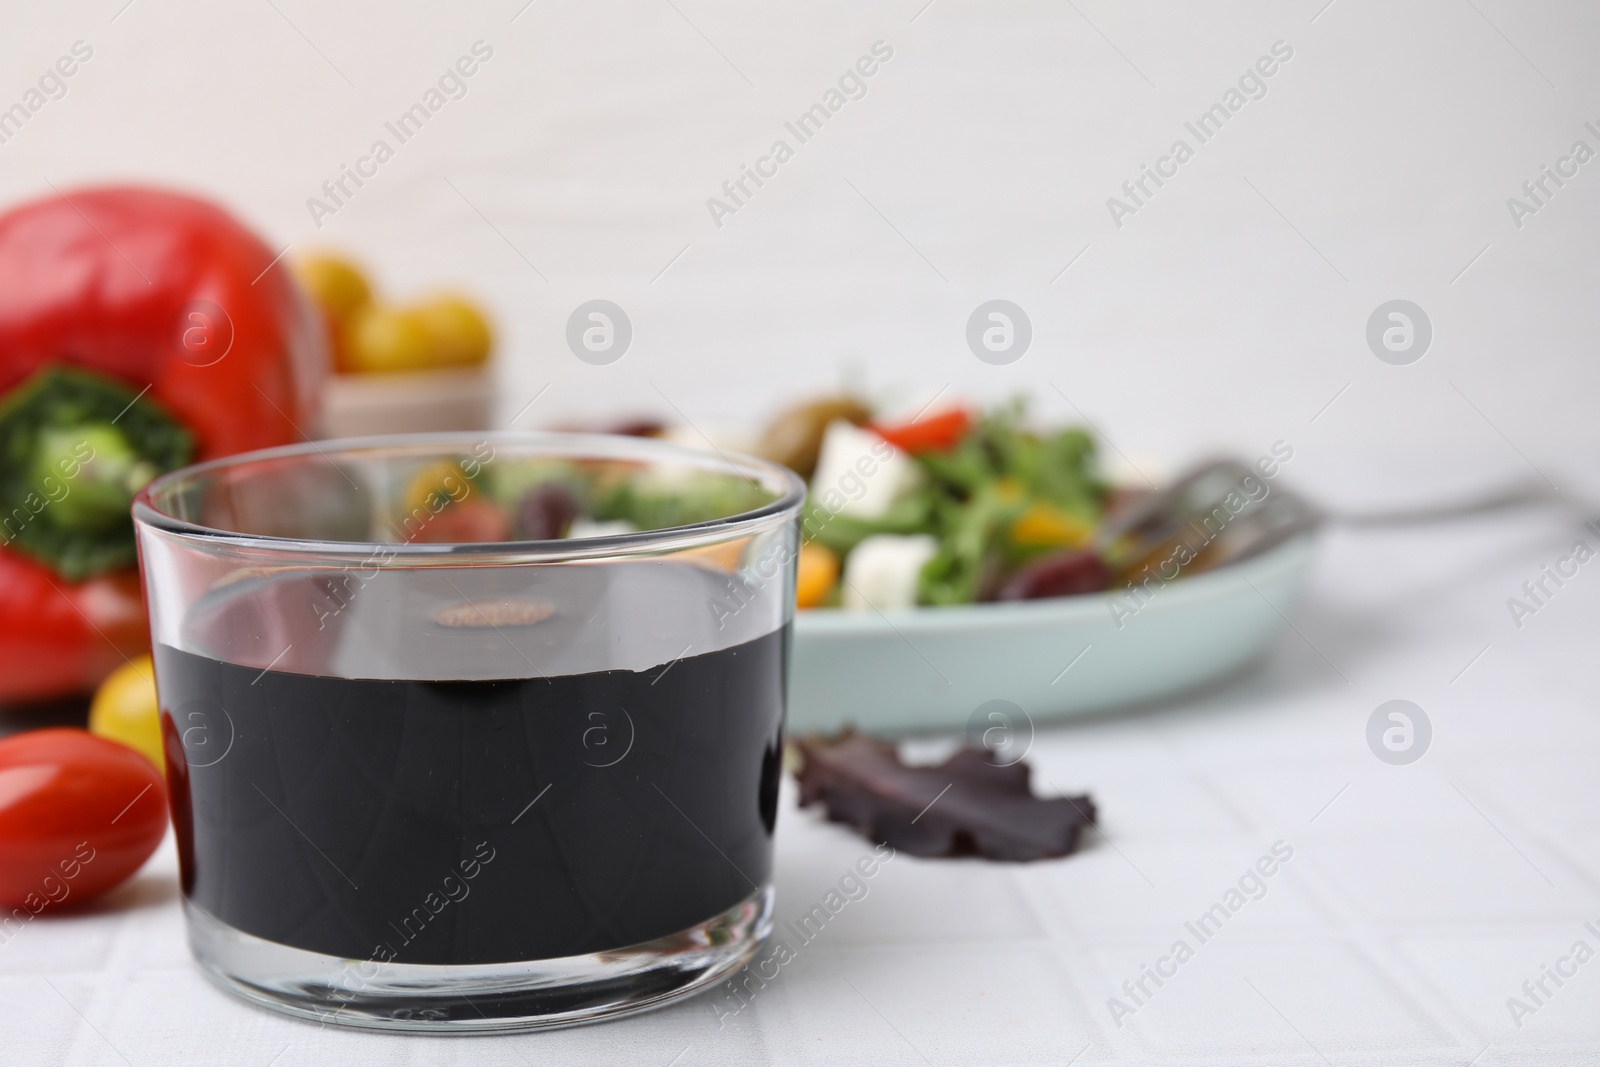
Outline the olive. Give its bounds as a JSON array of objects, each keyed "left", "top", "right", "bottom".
[
  {"left": 756, "top": 397, "right": 872, "bottom": 479},
  {"left": 518, "top": 483, "right": 580, "bottom": 540},
  {"left": 995, "top": 549, "right": 1111, "bottom": 601},
  {"left": 601, "top": 417, "right": 666, "bottom": 438}
]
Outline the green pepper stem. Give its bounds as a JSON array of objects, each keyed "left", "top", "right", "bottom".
[{"left": 33, "top": 424, "right": 148, "bottom": 531}]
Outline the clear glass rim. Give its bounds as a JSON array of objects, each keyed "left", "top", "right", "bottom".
[{"left": 132, "top": 430, "right": 806, "bottom": 562}]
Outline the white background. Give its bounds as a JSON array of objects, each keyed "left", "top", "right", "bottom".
[{"left": 3, "top": 0, "right": 1597, "bottom": 507}]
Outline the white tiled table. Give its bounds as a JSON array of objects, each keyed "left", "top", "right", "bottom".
[{"left": 7, "top": 505, "right": 1599, "bottom": 1066}]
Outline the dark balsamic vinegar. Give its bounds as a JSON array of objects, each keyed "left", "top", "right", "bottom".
[{"left": 155, "top": 627, "right": 786, "bottom": 967}]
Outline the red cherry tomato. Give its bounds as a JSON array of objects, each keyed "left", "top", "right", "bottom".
[
  {"left": 871, "top": 409, "right": 972, "bottom": 453},
  {"left": 0, "top": 728, "right": 168, "bottom": 910},
  {"left": 411, "top": 499, "right": 511, "bottom": 544}
]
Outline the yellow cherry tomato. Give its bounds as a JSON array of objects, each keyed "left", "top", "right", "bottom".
[
  {"left": 796, "top": 542, "right": 839, "bottom": 609},
  {"left": 1010, "top": 501, "right": 1094, "bottom": 549},
  {"left": 88, "top": 655, "right": 163, "bottom": 772},
  {"left": 994, "top": 478, "right": 1025, "bottom": 505},
  {"left": 293, "top": 254, "right": 372, "bottom": 324},
  {"left": 677, "top": 538, "right": 749, "bottom": 574},
  {"left": 341, "top": 304, "right": 434, "bottom": 374},
  {"left": 415, "top": 294, "right": 493, "bottom": 368},
  {"left": 402, "top": 460, "right": 474, "bottom": 515}
]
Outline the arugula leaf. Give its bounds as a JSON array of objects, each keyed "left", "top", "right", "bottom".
[
  {"left": 589, "top": 471, "right": 771, "bottom": 531},
  {"left": 1030, "top": 428, "right": 1103, "bottom": 520},
  {"left": 802, "top": 488, "right": 934, "bottom": 557},
  {"left": 906, "top": 404, "right": 1105, "bottom": 604},
  {"left": 917, "top": 482, "right": 1025, "bottom": 605}
]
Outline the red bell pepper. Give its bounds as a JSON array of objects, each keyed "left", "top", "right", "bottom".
[
  {"left": 0, "top": 186, "right": 326, "bottom": 703},
  {"left": 871, "top": 408, "right": 972, "bottom": 454}
]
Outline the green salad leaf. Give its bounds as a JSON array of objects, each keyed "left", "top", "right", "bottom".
[{"left": 910, "top": 404, "right": 1107, "bottom": 604}]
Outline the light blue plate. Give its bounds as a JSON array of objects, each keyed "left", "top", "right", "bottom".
[{"left": 788, "top": 533, "right": 1317, "bottom": 734}]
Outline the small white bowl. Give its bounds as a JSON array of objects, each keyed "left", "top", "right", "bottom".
[{"left": 320, "top": 367, "right": 493, "bottom": 438}]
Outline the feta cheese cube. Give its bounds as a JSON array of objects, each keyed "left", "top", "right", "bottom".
[
  {"left": 810, "top": 420, "right": 921, "bottom": 521},
  {"left": 842, "top": 534, "right": 939, "bottom": 611}
]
